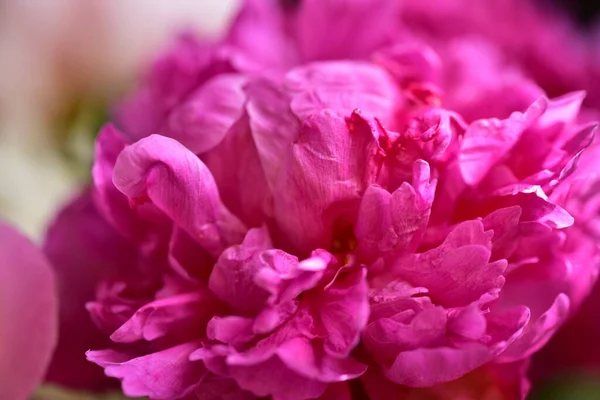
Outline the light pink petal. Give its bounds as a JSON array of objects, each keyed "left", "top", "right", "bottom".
[
  {"left": 113, "top": 134, "right": 246, "bottom": 257},
  {"left": 260, "top": 250, "right": 328, "bottom": 304},
  {"left": 0, "top": 222, "right": 57, "bottom": 400}
]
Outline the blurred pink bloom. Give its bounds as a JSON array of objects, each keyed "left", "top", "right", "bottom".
[
  {"left": 0, "top": 222, "right": 57, "bottom": 399},
  {"left": 38, "top": 0, "right": 599, "bottom": 399}
]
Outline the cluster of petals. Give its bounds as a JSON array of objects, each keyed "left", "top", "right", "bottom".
[{"left": 34, "top": 0, "right": 600, "bottom": 399}]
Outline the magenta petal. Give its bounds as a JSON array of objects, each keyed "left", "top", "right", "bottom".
[
  {"left": 223, "top": 337, "right": 365, "bottom": 400},
  {"left": 354, "top": 185, "right": 397, "bottom": 261},
  {"left": 87, "top": 342, "right": 205, "bottom": 400},
  {"left": 273, "top": 110, "right": 382, "bottom": 254},
  {"left": 278, "top": 338, "right": 367, "bottom": 382},
  {"left": 228, "top": 354, "right": 328, "bottom": 400},
  {"left": 392, "top": 221, "right": 507, "bottom": 307},
  {"left": 460, "top": 97, "right": 547, "bottom": 185},
  {"left": 226, "top": 0, "right": 296, "bottom": 70},
  {"left": 92, "top": 124, "right": 143, "bottom": 240},
  {"left": 316, "top": 268, "right": 369, "bottom": 357},
  {"left": 317, "top": 382, "right": 352, "bottom": 400},
  {"left": 284, "top": 61, "right": 401, "bottom": 128},
  {"left": 364, "top": 306, "right": 448, "bottom": 358},
  {"left": 499, "top": 293, "right": 570, "bottom": 362},
  {"left": 448, "top": 304, "right": 487, "bottom": 340},
  {"left": 114, "top": 34, "right": 222, "bottom": 140},
  {"left": 246, "top": 76, "right": 300, "bottom": 191},
  {"left": 202, "top": 112, "right": 271, "bottom": 227},
  {"left": 110, "top": 291, "right": 220, "bottom": 343},
  {"left": 385, "top": 344, "right": 491, "bottom": 387},
  {"left": 355, "top": 163, "right": 434, "bottom": 262},
  {"left": 209, "top": 227, "right": 274, "bottom": 314},
  {"left": 293, "top": 0, "right": 398, "bottom": 62},
  {"left": 113, "top": 134, "right": 246, "bottom": 256},
  {"left": 0, "top": 222, "right": 57, "bottom": 400},
  {"left": 167, "top": 74, "right": 248, "bottom": 154},
  {"left": 44, "top": 191, "right": 136, "bottom": 391}
]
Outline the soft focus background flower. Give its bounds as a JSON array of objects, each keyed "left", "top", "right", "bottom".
[{"left": 0, "top": 222, "right": 57, "bottom": 400}]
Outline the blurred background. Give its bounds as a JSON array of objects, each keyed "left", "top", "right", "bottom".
[
  {"left": 0, "top": 0, "right": 599, "bottom": 399},
  {"left": 0, "top": 0, "right": 239, "bottom": 240}
]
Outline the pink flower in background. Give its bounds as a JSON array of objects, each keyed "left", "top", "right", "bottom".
[
  {"left": 0, "top": 222, "right": 57, "bottom": 400},
  {"left": 31, "top": 0, "right": 599, "bottom": 399}
]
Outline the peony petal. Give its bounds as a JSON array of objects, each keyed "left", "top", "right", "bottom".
[
  {"left": 114, "top": 34, "right": 230, "bottom": 140},
  {"left": 87, "top": 342, "right": 205, "bottom": 400},
  {"left": 386, "top": 343, "right": 492, "bottom": 387},
  {"left": 110, "top": 291, "right": 221, "bottom": 344},
  {"left": 246, "top": 76, "right": 300, "bottom": 192},
  {"left": 392, "top": 221, "right": 507, "bottom": 307},
  {"left": 460, "top": 97, "right": 547, "bottom": 185},
  {"left": 202, "top": 112, "right": 271, "bottom": 227},
  {"left": 284, "top": 61, "right": 401, "bottom": 128},
  {"left": 113, "top": 134, "right": 246, "bottom": 257},
  {"left": 273, "top": 110, "right": 383, "bottom": 254},
  {"left": 167, "top": 74, "right": 248, "bottom": 154},
  {"left": 499, "top": 293, "right": 570, "bottom": 362},
  {"left": 315, "top": 267, "right": 369, "bottom": 357},
  {"left": 228, "top": 354, "right": 328, "bottom": 400},
  {"left": 292, "top": 0, "right": 399, "bottom": 62},
  {"left": 209, "top": 227, "right": 274, "bottom": 314},
  {"left": 44, "top": 191, "right": 136, "bottom": 391},
  {"left": 355, "top": 162, "right": 434, "bottom": 262}
]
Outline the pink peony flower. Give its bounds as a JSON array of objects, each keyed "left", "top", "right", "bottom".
[
  {"left": 40, "top": 0, "right": 599, "bottom": 399},
  {"left": 0, "top": 222, "right": 57, "bottom": 399}
]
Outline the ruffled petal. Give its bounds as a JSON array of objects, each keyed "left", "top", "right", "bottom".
[
  {"left": 87, "top": 342, "right": 205, "bottom": 400},
  {"left": 113, "top": 134, "right": 247, "bottom": 256}
]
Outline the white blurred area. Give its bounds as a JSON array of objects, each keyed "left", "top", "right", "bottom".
[{"left": 0, "top": 0, "right": 240, "bottom": 240}]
